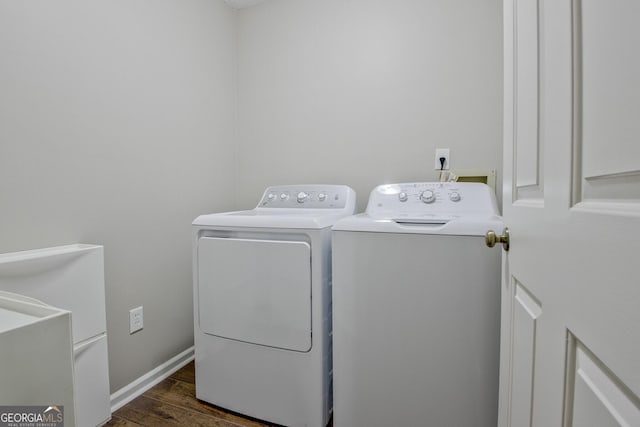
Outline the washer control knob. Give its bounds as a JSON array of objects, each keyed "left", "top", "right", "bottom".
[
  {"left": 398, "top": 192, "right": 408, "bottom": 202},
  {"left": 297, "top": 191, "right": 309, "bottom": 203},
  {"left": 449, "top": 191, "right": 461, "bottom": 202},
  {"left": 267, "top": 193, "right": 277, "bottom": 202},
  {"left": 318, "top": 192, "right": 327, "bottom": 202},
  {"left": 420, "top": 190, "right": 436, "bottom": 204},
  {"left": 280, "top": 192, "right": 289, "bottom": 201}
]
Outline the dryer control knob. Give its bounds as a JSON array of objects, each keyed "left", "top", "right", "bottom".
[
  {"left": 280, "top": 193, "right": 290, "bottom": 201},
  {"left": 318, "top": 192, "right": 327, "bottom": 201},
  {"left": 267, "top": 193, "right": 277, "bottom": 202},
  {"left": 420, "top": 190, "right": 436, "bottom": 204},
  {"left": 449, "top": 191, "right": 461, "bottom": 202},
  {"left": 398, "top": 192, "right": 408, "bottom": 202},
  {"left": 297, "top": 191, "right": 309, "bottom": 203}
]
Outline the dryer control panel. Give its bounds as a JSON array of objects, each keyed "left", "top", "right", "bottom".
[
  {"left": 258, "top": 185, "right": 356, "bottom": 210},
  {"left": 366, "top": 182, "right": 499, "bottom": 223}
]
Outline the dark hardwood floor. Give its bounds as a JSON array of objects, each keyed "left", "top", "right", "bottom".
[{"left": 105, "top": 362, "right": 276, "bottom": 426}]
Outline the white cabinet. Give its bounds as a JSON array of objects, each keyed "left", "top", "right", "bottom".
[
  {"left": 0, "top": 244, "right": 111, "bottom": 427},
  {"left": 0, "top": 292, "right": 76, "bottom": 426}
]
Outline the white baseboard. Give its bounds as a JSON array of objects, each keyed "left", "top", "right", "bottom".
[{"left": 110, "top": 346, "right": 194, "bottom": 412}]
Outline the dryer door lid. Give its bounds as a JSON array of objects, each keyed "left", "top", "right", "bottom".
[{"left": 197, "top": 237, "right": 311, "bottom": 352}]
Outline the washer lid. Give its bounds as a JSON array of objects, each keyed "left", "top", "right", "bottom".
[
  {"left": 333, "top": 182, "right": 503, "bottom": 235},
  {"left": 332, "top": 213, "right": 504, "bottom": 236}
]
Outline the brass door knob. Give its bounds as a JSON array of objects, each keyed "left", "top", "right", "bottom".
[{"left": 485, "top": 228, "right": 510, "bottom": 251}]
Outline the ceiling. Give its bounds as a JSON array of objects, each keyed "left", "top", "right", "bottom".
[{"left": 224, "top": 0, "right": 267, "bottom": 9}]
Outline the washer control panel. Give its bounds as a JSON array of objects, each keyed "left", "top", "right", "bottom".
[
  {"left": 366, "top": 182, "right": 498, "bottom": 221},
  {"left": 258, "top": 185, "right": 355, "bottom": 209}
]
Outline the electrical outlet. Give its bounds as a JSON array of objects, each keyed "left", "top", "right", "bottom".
[
  {"left": 434, "top": 148, "right": 450, "bottom": 170},
  {"left": 129, "top": 306, "right": 144, "bottom": 334}
]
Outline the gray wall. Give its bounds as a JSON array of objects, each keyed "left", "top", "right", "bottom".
[
  {"left": 0, "top": 0, "right": 237, "bottom": 392},
  {"left": 236, "top": 0, "right": 503, "bottom": 211}
]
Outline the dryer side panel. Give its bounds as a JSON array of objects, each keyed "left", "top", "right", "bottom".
[{"left": 198, "top": 237, "right": 312, "bottom": 352}]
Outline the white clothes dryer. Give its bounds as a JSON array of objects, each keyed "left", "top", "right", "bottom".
[
  {"left": 332, "top": 182, "right": 503, "bottom": 427},
  {"left": 193, "top": 185, "right": 355, "bottom": 427}
]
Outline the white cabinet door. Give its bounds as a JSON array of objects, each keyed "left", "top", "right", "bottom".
[
  {"left": 74, "top": 335, "right": 111, "bottom": 427},
  {"left": 499, "top": 1, "right": 640, "bottom": 425},
  {"left": 198, "top": 237, "right": 312, "bottom": 352},
  {"left": 0, "top": 292, "right": 76, "bottom": 426}
]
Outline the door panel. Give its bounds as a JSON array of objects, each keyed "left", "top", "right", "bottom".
[
  {"left": 565, "top": 337, "right": 640, "bottom": 427},
  {"left": 500, "top": 1, "right": 640, "bottom": 426},
  {"left": 507, "top": 279, "right": 541, "bottom": 427},
  {"left": 198, "top": 237, "right": 311, "bottom": 352},
  {"left": 515, "top": 0, "right": 543, "bottom": 198},
  {"left": 572, "top": 0, "right": 640, "bottom": 208},
  {"left": 578, "top": 1, "right": 640, "bottom": 180}
]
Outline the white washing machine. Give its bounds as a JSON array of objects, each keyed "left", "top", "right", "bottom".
[
  {"left": 332, "top": 182, "right": 503, "bottom": 427},
  {"left": 193, "top": 184, "right": 356, "bottom": 427}
]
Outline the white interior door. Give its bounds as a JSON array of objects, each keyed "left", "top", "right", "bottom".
[{"left": 499, "top": 1, "right": 640, "bottom": 426}]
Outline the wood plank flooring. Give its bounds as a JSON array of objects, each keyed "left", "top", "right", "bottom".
[{"left": 104, "top": 362, "right": 277, "bottom": 427}]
